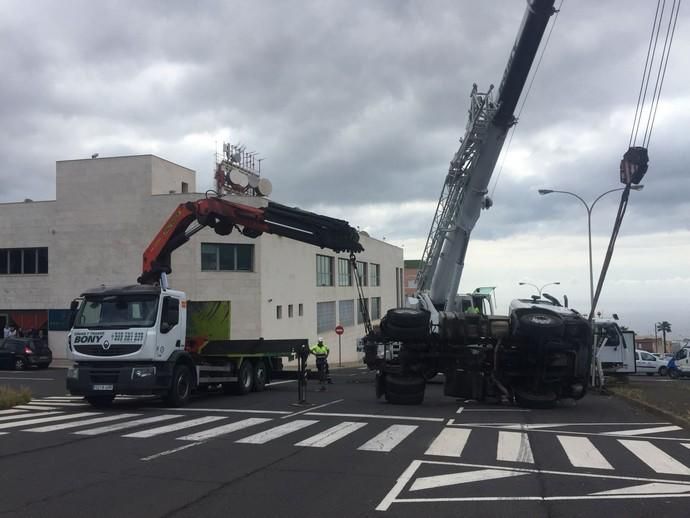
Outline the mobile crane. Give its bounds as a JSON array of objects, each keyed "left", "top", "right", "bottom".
[
  {"left": 361, "top": 0, "right": 593, "bottom": 407},
  {"left": 66, "top": 194, "right": 363, "bottom": 407}
]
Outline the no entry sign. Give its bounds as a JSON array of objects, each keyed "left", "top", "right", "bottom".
[{"left": 335, "top": 325, "right": 344, "bottom": 335}]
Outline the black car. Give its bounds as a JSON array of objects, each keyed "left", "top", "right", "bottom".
[{"left": 0, "top": 337, "right": 52, "bottom": 370}]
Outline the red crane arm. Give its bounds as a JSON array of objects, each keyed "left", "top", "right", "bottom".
[{"left": 139, "top": 196, "right": 363, "bottom": 285}]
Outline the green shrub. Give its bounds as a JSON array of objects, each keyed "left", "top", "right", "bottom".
[{"left": 0, "top": 385, "right": 32, "bottom": 410}]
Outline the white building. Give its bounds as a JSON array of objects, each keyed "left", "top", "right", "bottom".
[{"left": 0, "top": 155, "right": 404, "bottom": 362}]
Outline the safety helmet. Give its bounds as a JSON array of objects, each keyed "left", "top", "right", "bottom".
[{"left": 318, "top": 337, "right": 324, "bottom": 342}]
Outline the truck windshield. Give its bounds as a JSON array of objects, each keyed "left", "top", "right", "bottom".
[{"left": 74, "top": 295, "right": 159, "bottom": 329}]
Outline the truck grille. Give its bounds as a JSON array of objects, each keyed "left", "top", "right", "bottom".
[{"left": 74, "top": 343, "right": 142, "bottom": 357}]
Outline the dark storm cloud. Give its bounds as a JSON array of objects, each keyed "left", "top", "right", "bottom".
[{"left": 1, "top": 0, "right": 688, "bottom": 243}]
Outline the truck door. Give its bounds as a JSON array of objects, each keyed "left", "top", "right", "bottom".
[
  {"left": 157, "top": 296, "right": 184, "bottom": 360},
  {"left": 675, "top": 348, "right": 690, "bottom": 373},
  {"left": 638, "top": 351, "right": 657, "bottom": 373}
]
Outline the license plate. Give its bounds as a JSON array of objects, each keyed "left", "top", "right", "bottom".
[{"left": 92, "top": 384, "right": 114, "bottom": 391}]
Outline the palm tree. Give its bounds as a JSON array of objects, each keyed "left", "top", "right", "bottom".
[{"left": 656, "top": 321, "right": 672, "bottom": 353}]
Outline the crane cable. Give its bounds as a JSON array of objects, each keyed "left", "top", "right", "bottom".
[
  {"left": 490, "top": 0, "right": 565, "bottom": 199},
  {"left": 629, "top": 0, "right": 681, "bottom": 149}
]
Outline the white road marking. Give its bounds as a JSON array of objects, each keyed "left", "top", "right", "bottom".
[
  {"left": 0, "top": 409, "right": 28, "bottom": 415},
  {"left": 618, "top": 439, "right": 690, "bottom": 475},
  {"left": 148, "top": 407, "right": 290, "bottom": 415},
  {"left": 604, "top": 425, "right": 682, "bottom": 436},
  {"left": 177, "top": 418, "right": 271, "bottom": 441},
  {"left": 425, "top": 428, "right": 471, "bottom": 457},
  {"left": 123, "top": 416, "right": 227, "bottom": 438},
  {"left": 14, "top": 405, "right": 58, "bottom": 411},
  {"left": 461, "top": 409, "right": 532, "bottom": 412},
  {"left": 410, "top": 468, "right": 528, "bottom": 491},
  {"left": 497, "top": 431, "right": 534, "bottom": 463},
  {"left": 237, "top": 419, "right": 318, "bottom": 444},
  {"left": 30, "top": 400, "right": 87, "bottom": 407},
  {"left": 358, "top": 424, "right": 418, "bottom": 452},
  {"left": 592, "top": 482, "right": 690, "bottom": 496},
  {"left": 306, "top": 412, "right": 444, "bottom": 423},
  {"left": 456, "top": 406, "right": 464, "bottom": 415},
  {"left": 141, "top": 441, "right": 206, "bottom": 461},
  {"left": 44, "top": 396, "right": 85, "bottom": 400},
  {"left": 74, "top": 415, "right": 181, "bottom": 435},
  {"left": 557, "top": 436, "right": 613, "bottom": 470},
  {"left": 295, "top": 421, "right": 367, "bottom": 448},
  {"left": 376, "top": 459, "right": 423, "bottom": 511},
  {"left": 25, "top": 413, "right": 140, "bottom": 432},
  {"left": 281, "top": 399, "right": 344, "bottom": 419},
  {"left": 265, "top": 380, "right": 296, "bottom": 386},
  {"left": 0, "top": 412, "right": 97, "bottom": 430}
]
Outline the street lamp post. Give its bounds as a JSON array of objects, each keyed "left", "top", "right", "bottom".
[
  {"left": 538, "top": 185, "right": 644, "bottom": 311},
  {"left": 518, "top": 281, "right": 560, "bottom": 298}
]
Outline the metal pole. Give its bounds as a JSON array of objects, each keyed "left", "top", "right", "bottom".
[
  {"left": 587, "top": 208, "right": 594, "bottom": 311},
  {"left": 338, "top": 335, "right": 342, "bottom": 368}
]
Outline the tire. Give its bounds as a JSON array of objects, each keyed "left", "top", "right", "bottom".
[
  {"left": 384, "top": 375, "right": 425, "bottom": 405},
  {"left": 235, "top": 360, "right": 254, "bottom": 395},
  {"left": 659, "top": 366, "right": 668, "bottom": 376},
  {"left": 669, "top": 369, "right": 680, "bottom": 379},
  {"left": 165, "top": 365, "right": 192, "bottom": 407},
  {"left": 253, "top": 360, "right": 267, "bottom": 392},
  {"left": 386, "top": 308, "right": 430, "bottom": 329},
  {"left": 86, "top": 395, "right": 115, "bottom": 408},
  {"left": 382, "top": 320, "right": 428, "bottom": 342},
  {"left": 14, "top": 357, "right": 26, "bottom": 371}
]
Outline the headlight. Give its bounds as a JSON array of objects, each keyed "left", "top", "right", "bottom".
[
  {"left": 132, "top": 366, "right": 156, "bottom": 379},
  {"left": 67, "top": 367, "right": 79, "bottom": 379}
]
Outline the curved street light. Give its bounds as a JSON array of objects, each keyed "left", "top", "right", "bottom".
[
  {"left": 518, "top": 281, "right": 560, "bottom": 298},
  {"left": 538, "top": 185, "right": 644, "bottom": 310}
]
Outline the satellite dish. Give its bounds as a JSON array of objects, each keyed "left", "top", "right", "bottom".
[
  {"left": 229, "top": 169, "right": 249, "bottom": 189},
  {"left": 247, "top": 174, "right": 260, "bottom": 188},
  {"left": 257, "top": 178, "right": 272, "bottom": 197}
]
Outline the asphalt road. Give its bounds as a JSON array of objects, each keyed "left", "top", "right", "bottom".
[{"left": 2, "top": 368, "right": 690, "bottom": 517}]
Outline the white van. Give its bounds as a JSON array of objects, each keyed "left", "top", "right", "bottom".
[{"left": 635, "top": 349, "right": 669, "bottom": 376}]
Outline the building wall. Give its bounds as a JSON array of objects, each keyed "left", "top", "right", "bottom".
[{"left": 0, "top": 155, "right": 403, "bottom": 365}]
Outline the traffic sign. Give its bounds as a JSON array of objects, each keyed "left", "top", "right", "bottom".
[{"left": 335, "top": 325, "right": 344, "bottom": 335}]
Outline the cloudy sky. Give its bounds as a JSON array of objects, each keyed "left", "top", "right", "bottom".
[{"left": 1, "top": 0, "right": 688, "bottom": 339}]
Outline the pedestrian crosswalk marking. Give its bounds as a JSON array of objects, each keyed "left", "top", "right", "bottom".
[
  {"left": 295, "top": 421, "right": 367, "bottom": 448},
  {"left": 557, "top": 435, "right": 614, "bottom": 470},
  {"left": 26, "top": 413, "right": 141, "bottom": 432},
  {"left": 619, "top": 439, "right": 690, "bottom": 475},
  {"left": 123, "top": 416, "right": 227, "bottom": 438},
  {"left": 0, "top": 412, "right": 97, "bottom": 430},
  {"left": 15, "top": 404, "right": 59, "bottom": 411},
  {"left": 74, "top": 415, "right": 181, "bottom": 435},
  {"left": 425, "top": 428, "right": 471, "bottom": 457},
  {"left": 0, "top": 408, "right": 29, "bottom": 415},
  {"left": 358, "top": 424, "right": 418, "bottom": 453},
  {"left": 605, "top": 425, "right": 683, "bottom": 436},
  {"left": 237, "top": 420, "right": 318, "bottom": 444},
  {"left": 497, "top": 431, "right": 534, "bottom": 463},
  {"left": 177, "top": 418, "right": 271, "bottom": 442},
  {"left": 0, "top": 411, "right": 47, "bottom": 423}
]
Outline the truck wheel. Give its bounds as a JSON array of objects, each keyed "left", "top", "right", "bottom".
[
  {"left": 166, "top": 365, "right": 192, "bottom": 407},
  {"left": 253, "top": 360, "right": 267, "bottom": 392},
  {"left": 669, "top": 369, "right": 680, "bottom": 379},
  {"left": 86, "top": 395, "right": 115, "bottom": 408},
  {"left": 384, "top": 375, "right": 425, "bottom": 405},
  {"left": 382, "top": 320, "right": 429, "bottom": 342},
  {"left": 14, "top": 357, "right": 26, "bottom": 371},
  {"left": 386, "top": 308, "right": 430, "bottom": 329},
  {"left": 235, "top": 360, "right": 254, "bottom": 395}
]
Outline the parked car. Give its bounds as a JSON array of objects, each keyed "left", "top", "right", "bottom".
[
  {"left": 635, "top": 349, "right": 668, "bottom": 376},
  {"left": 0, "top": 337, "right": 52, "bottom": 370}
]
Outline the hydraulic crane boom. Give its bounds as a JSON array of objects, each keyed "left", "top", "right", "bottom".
[
  {"left": 138, "top": 196, "right": 363, "bottom": 285},
  {"left": 417, "top": 0, "right": 555, "bottom": 311}
]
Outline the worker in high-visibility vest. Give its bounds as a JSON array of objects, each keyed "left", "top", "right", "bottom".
[{"left": 311, "top": 337, "right": 331, "bottom": 390}]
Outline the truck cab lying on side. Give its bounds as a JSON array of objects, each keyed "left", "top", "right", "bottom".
[{"left": 66, "top": 284, "right": 306, "bottom": 407}]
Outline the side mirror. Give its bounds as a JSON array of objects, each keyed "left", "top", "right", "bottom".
[{"left": 68, "top": 299, "right": 79, "bottom": 329}]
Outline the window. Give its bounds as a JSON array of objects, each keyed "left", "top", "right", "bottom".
[
  {"left": 357, "top": 298, "right": 369, "bottom": 324},
  {"left": 181, "top": 181, "right": 189, "bottom": 193},
  {"left": 0, "top": 248, "right": 49, "bottom": 275},
  {"left": 276, "top": 305, "right": 282, "bottom": 319},
  {"left": 316, "top": 255, "right": 334, "bottom": 286},
  {"left": 201, "top": 243, "right": 254, "bottom": 271},
  {"left": 161, "top": 296, "right": 179, "bottom": 333},
  {"left": 641, "top": 352, "right": 656, "bottom": 361},
  {"left": 338, "top": 300, "right": 354, "bottom": 327},
  {"left": 371, "top": 297, "right": 381, "bottom": 320},
  {"left": 317, "top": 301, "right": 336, "bottom": 333},
  {"left": 288, "top": 304, "right": 294, "bottom": 318},
  {"left": 338, "top": 258, "right": 352, "bottom": 286},
  {"left": 355, "top": 261, "right": 368, "bottom": 286},
  {"left": 369, "top": 263, "right": 380, "bottom": 287},
  {"left": 298, "top": 303, "right": 304, "bottom": 317}
]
